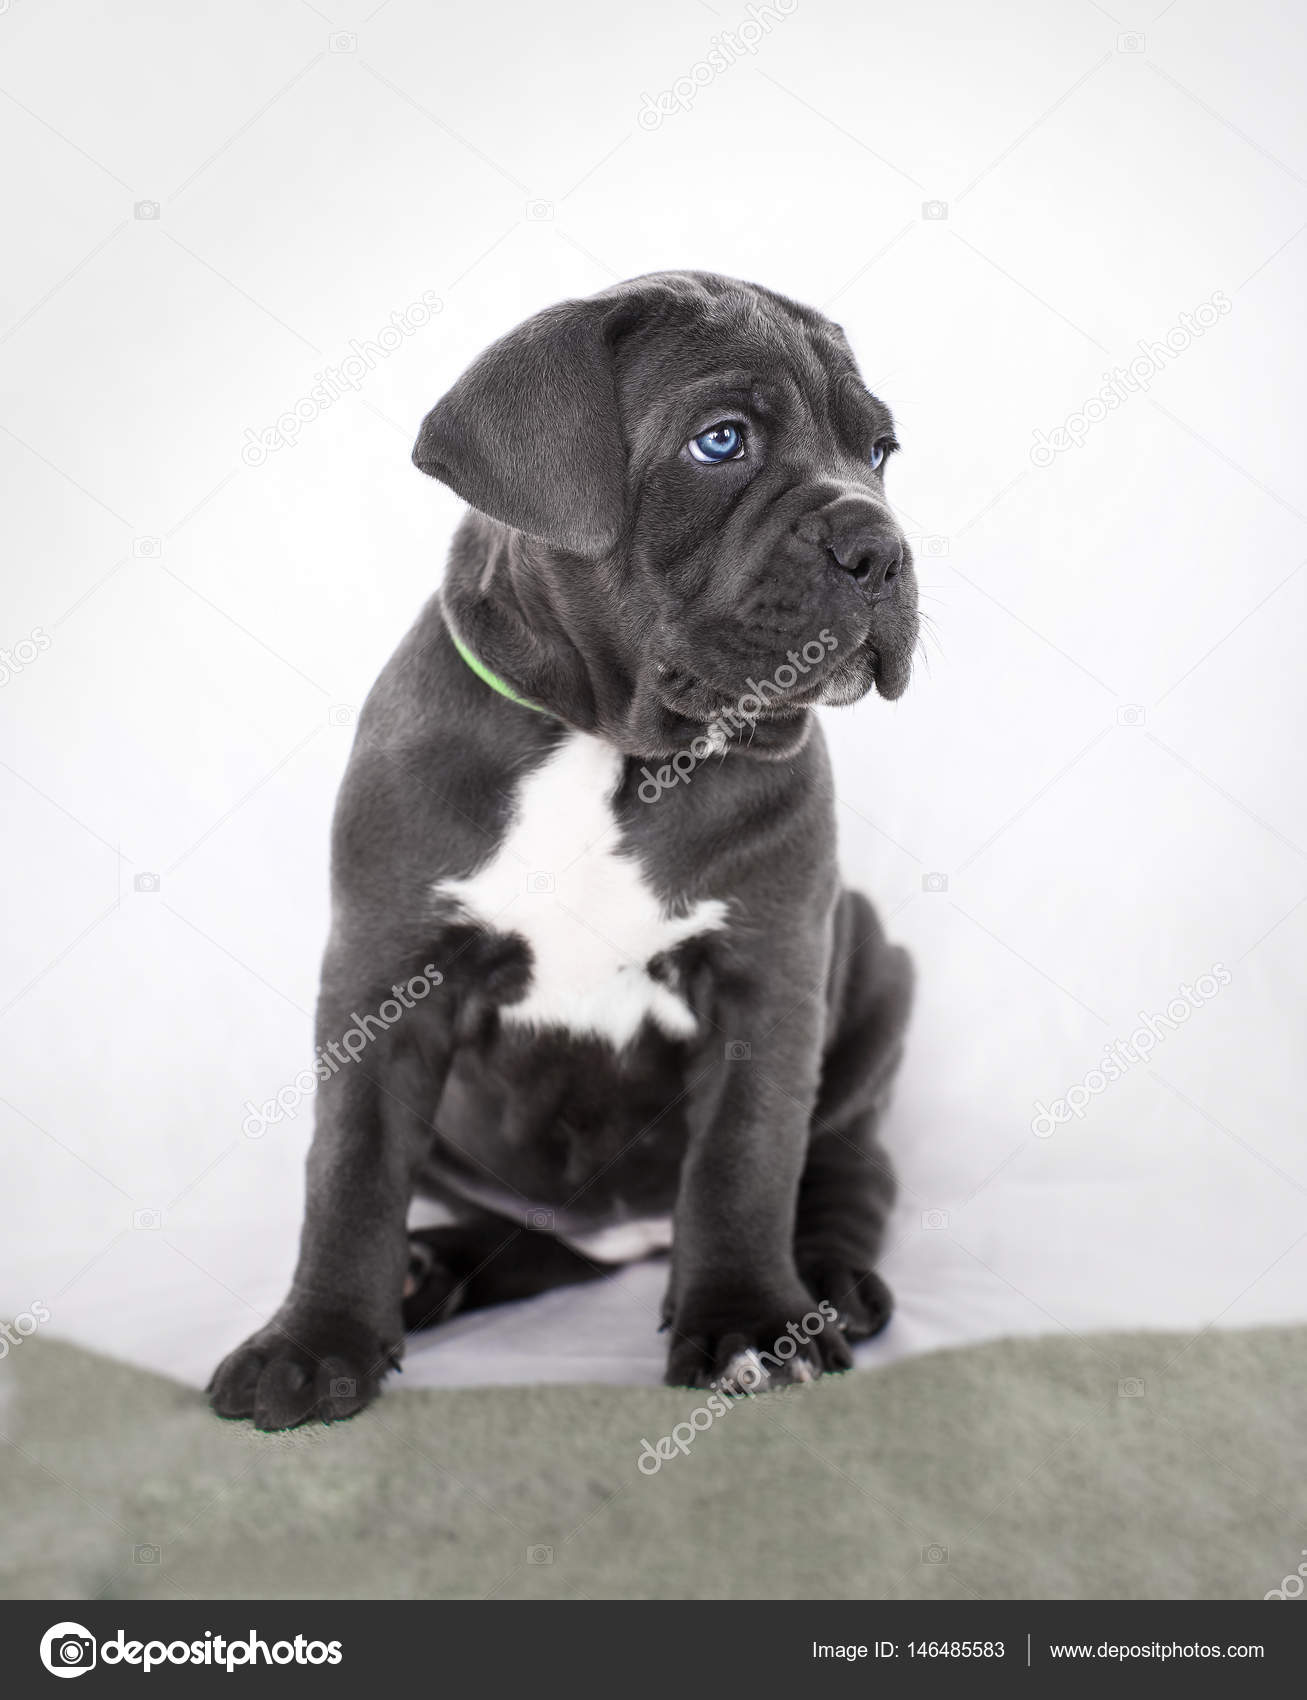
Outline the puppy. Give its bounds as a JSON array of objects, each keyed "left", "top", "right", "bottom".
[{"left": 210, "top": 270, "right": 917, "bottom": 1429}]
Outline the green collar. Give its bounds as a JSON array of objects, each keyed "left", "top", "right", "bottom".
[{"left": 447, "top": 621, "right": 550, "bottom": 716}]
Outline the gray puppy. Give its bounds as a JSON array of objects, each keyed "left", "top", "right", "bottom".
[{"left": 210, "top": 270, "right": 917, "bottom": 1429}]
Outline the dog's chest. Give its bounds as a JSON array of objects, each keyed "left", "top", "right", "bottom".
[{"left": 435, "top": 732, "right": 726, "bottom": 1047}]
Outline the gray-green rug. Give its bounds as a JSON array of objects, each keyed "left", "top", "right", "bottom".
[{"left": 2, "top": 1326, "right": 1303, "bottom": 1599}]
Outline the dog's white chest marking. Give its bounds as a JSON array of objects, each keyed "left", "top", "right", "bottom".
[{"left": 435, "top": 733, "right": 727, "bottom": 1047}]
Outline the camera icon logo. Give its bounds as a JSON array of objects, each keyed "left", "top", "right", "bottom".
[
  {"left": 922, "top": 1208, "right": 949, "bottom": 1231},
  {"left": 328, "top": 704, "right": 356, "bottom": 727},
  {"left": 525, "top": 200, "right": 554, "bottom": 221},
  {"left": 1116, "top": 32, "right": 1145, "bottom": 53},
  {"left": 922, "top": 872, "right": 948, "bottom": 893},
  {"left": 132, "top": 536, "right": 162, "bottom": 559},
  {"left": 725, "top": 1040, "right": 751, "bottom": 1061},
  {"left": 133, "top": 200, "right": 160, "bottom": 220},
  {"left": 1117, "top": 1377, "right": 1145, "bottom": 1398},
  {"left": 525, "top": 1207, "right": 555, "bottom": 1231},
  {"left": 920, "top": 535, "right": 949, "bottom": 557},
  {"left": 921, "top": 199, "right": 949, "bottom": 220},
  {"left": 134, "top": 1543, "right": 160, "bottom": 1564},
  {"left": 329, "top": 1377, "right": 357, "bottom": 1399},
  {"left": 922, "top": 1543, "right": 948, "bottom": 1564},
  {"left": 526, "top": 1545, "right": 554, "bottom": 1564},
  {"left": 133, "top": 872, "right": 161, "bottom": 894},
  {"left": 1116, "top": 704, "right": 1145, "bottom": 727},
  {"left": 329, "top": 31, "right": 357, "bottom": 52},
  {"left": 525, "top": 870, "right": 555, "bottom": 894},
  {"left": 133, "top": 1207, "right": 162, "bottom": 1230},
  {"left": 40, "top": 1622, "right": 97, "bottom": 1678}
]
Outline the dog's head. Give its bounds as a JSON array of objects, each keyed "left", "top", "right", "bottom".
[{"left": 415, "top": 271, "right": 918, "bottom": 759}]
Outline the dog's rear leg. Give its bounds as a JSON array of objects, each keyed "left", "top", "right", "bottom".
[
  {"left": 794, "top": 889, "right": 913, "bottom": 1342},
  {"left": 402, "top": 1215, "right": 613, "bottom": 1333}
]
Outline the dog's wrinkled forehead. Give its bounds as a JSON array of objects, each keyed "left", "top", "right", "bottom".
[{"left": 611, "top": 279, "right": 869, "bottom": 463}]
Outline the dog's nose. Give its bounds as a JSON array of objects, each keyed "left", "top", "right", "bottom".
[{"left": 826, "top": 528, "right": 902, "bottom": 595}]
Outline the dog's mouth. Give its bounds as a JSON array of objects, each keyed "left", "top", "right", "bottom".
[
  {"left": 654, "top": 663, "right": 819, "bottom": 732},
  {"left": 639, "top": 627, "right": 911, "bottom": 763},
  {"left": 656, "top": 637, "right": 902, "bottom": 725},
  {"left": 868, "top": 641, "right": 913, "bottom": 702}
]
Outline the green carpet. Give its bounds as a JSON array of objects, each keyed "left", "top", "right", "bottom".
[{"left": 2, "top": 1326, "right": 1303, "bottom": 1600}]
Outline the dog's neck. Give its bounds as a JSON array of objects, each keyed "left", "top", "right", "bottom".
[
  {"left": 440, "top": 511, "right": 814, "bottom": 763},
  {"left": 440, "top": 512, "right": 616, "bottom": 728}
]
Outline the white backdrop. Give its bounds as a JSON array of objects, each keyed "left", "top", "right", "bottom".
[{"left": 2, "top": 0, "right": 1304, "bottom": 1391}]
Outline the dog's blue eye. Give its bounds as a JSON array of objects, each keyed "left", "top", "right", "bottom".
[
  {"left": 688, "top": 422, "right": 744, "bottom": 463},
  {"left": 870, "top": 441, "right": 887, "bottom": 470}
]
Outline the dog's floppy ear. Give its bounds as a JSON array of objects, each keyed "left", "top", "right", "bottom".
[{"left": 413, "top": 295, "right": 632, "bottom": 556}]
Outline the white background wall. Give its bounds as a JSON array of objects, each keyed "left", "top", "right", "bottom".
[{"left": 2, "top": 0, "right": 1304, "bottom": 1388}]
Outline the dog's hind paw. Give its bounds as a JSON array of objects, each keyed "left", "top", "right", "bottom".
[
  {"left": 207, "top": 1310, "right": 396, "bottom": 1431},
  {"left": 798, "top": 1262, "right": 893, "bottom": 1342},
  {"left": 401, "top": 1234, "right": 469, "bottom": 1333}
]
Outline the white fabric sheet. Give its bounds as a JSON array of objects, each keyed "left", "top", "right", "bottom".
[{"left": 2, "top": 0, "right": 1304, "bottom": 1393}]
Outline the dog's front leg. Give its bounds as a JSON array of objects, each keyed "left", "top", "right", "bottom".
[
  {"left": 209, "top": 970, "right": 452, "bottom": 1429},
  {"left": 665, "top": 958, "right": 852, "bottom": 1390}
]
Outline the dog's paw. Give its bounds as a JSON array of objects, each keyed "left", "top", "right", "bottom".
[
  {"left": 664, "top": 1291, "right": 853, "bottom": 1391},
  {"left": 207, "top": 1310, "right": 397, "bottom": 1430},
  {"left": 798, "top": 1261, "right": 894, "bottom": 1342},
  {"left": 401, "top": 1232, "right": 469, "bottom": 1333}
]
